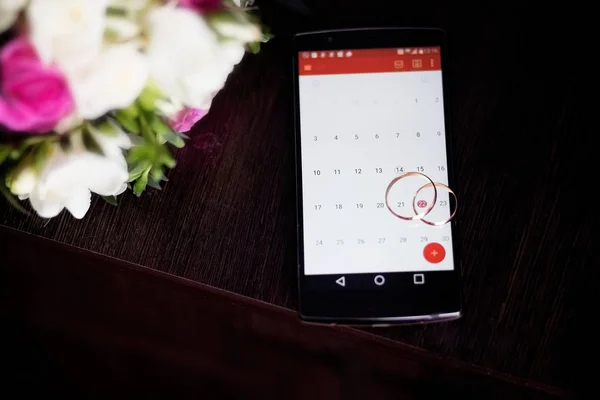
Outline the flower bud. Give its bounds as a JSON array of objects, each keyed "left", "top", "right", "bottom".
[{"left": 9, "top": 165, "right": 38, "bottom": 196}]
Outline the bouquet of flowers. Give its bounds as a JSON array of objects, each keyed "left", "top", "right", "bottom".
[{"left": 0, "top": 0, "right": 268, "bottom": 219}]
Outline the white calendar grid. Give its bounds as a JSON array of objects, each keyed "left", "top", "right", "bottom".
[{"left": 299, "top": 70, "right": 455, "bottom": 275}]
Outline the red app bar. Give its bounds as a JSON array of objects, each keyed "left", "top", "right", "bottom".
[{"left": 298, "top": 47, "right": 441, "bottom": 76}]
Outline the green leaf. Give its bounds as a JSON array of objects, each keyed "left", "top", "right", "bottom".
[
  {"left": 147, "top": 177, "right": 162, "bottom": 190},
  {"left": 8, "top": 138, "right": 41, "bottom": 161},
  {"left": 102, "top": 195, "right": 118, "bottom": 206},
  {"left": 138, "top": 85, "right": 162, "bottom": 111},
  {"left": 169, "top": 134, "right": 185, "bottom": 148},
  {"left": 149, "top": 166, "right": 164, "bottom": 182},
  {"left": 82, "top": 129, "right": 104, "bottom": 156},
  {"left": 0, "top": 145, "right": 11, "bottom": 165},
  {"left": 157, "top": 146, "right": 176, "bottom": 168},
  {"left": 6, "top": 141, "right": 53, "bottom": 183},
  {"left": 9, "top": 148, "right": 25, "bottom": 160},
  {"left": 31, "top": 141, "right": 53, "bottom": 172},
  {"left": 133, "top": 165, "right": 151, "bottom": 196},
  {"left": 149, "top": 114, "right": 186, "bottom": 148},
  {"left": 5, "top": 135, "right": 58, "bottom": 163},
  {"left": 148, "top": 113, "right": 171, "bottom": 144},
  {"left": 4, "top": 167, "right": 16, "bottom": 191},
  {"left": 114, "top": 110, "right": 140, "bottom": 133},
  {"left": 138, "top": 111, "right": 156, "bottom": 144},
  {"left": 260, "top": 24, "right": 273, "bottom": 43},
  {"left": 95, "top": 119, "right": 119, "bottom": 136},
  {"left": 125, "top": 132, "right": 177, "bottom": 195},
  {"left": 126, "top": 144, "right": 153, "bottom": 165},
  {"left": 163, "top": 129, "right": 185, "bottom": 148},
  {"left": 248, "top": 41, "right": 261, "bottom": 54},
  {"left": 22, "top": 136, "right": 52, "bottom": 147},
  {"left": 0, "top": 183, "right": 30, "bottom": 216},
  {"left": 128, "top": 159, "right": 152, "bottom": 182},
  {"left": 121, "top": 103, "right": 140, "bottom": 118}
]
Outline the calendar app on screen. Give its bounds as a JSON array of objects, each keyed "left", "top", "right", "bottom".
[{"left": 298, "top": 47, "right": 455, "bottom": 276}]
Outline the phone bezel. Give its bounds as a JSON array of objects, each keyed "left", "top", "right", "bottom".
[{"left": 293, "top": 28, "right": 461, "bottom": 324}]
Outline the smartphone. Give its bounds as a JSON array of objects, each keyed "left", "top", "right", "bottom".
[{"left": 293, "top": 28, "right": 461, "bottom": 324}]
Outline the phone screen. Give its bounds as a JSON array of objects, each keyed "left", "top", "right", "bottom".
[{"left": 297, "top": 47, "right": 454, "bottom": 277}]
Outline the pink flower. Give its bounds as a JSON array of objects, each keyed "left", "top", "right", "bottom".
[
  {"left": 0, "top": 37, "right": 74, "bottom": 134},
  {"left": 178, "top": 0, "right": 222, "bottom": 12},
  {"left": 169, "top": 107, "right": 207, "bottom": 132},
  {"left": 169, "top": 107, "right": 207, "bottom": 133}
]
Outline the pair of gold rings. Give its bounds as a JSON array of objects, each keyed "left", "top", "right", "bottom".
[{"left": 384, "top": 172, "right": 457, "bottom": 226}]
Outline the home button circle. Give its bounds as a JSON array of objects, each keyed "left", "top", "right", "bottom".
[{"left": 374, "top": 275, "right": 386, "bottom": 286}]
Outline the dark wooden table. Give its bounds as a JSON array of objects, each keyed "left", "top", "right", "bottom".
[{"left": 0, "top": 1, "right": 593, "bottom": 396}]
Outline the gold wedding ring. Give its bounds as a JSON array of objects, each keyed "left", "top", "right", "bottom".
[
  {"left": 385, "top": 172, "right": 437, "bottom": 220},
  {"left": 385, "top": 172, "right": 458, "bottom": 225},
  {"left": 412, "top": 182, "right": 457, "bottom": 226}
]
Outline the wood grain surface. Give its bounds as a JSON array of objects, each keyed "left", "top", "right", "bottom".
[
  {"left": 0, "top": 0, "right": 594, "bottom": 394},
  {"left": 1, "top": 227, "right": 568, "bottom": 398}
]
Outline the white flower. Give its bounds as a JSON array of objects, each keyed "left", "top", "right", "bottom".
[
  {"left": 27, "top": 0, "right": 108, "bottom": 70},
  {"left": 67, "top": 44, "right": 149, "bottom": 119},
  {"left": 28, "top": 0, "right": 148, "bottom": 120},
  {"left": 146, "top": 5, "right": 246, "bottom": 109},
  {"left": 209, "top": 12, "right": 262, "bottom": 43},
  {"left": 13, "top": 126, "right": 131, "bottom": 219},
  {"left": 0, "top": 0, "right": 26, "bottom": 33}
]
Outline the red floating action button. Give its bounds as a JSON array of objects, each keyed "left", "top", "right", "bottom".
[{"left": 423, "top": 242, "right": 446, "bottom": 264}]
